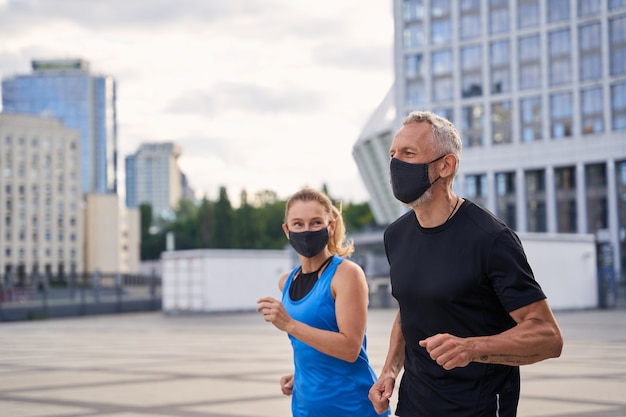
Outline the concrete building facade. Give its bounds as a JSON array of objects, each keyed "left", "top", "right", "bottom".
[
  {"left": 0, "top": 114, "right": 83, "bottom": 280},
  {"left": 84, "top": 193, "right": 140, "bottom": 275},
  {"left": 353, "top": 0, "right": 626, "bottom": 281}
]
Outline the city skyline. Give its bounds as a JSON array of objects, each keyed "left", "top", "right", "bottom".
[{"left": 0, "top": 0, "right": 394, "bottom": 205}]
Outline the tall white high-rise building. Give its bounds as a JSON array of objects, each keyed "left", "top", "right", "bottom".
[
  {"left": 0, "top": 114, "right": 83, "bottom": 279},
  {"left": 125, "top": 142, "right": 183, "bottom": 219},
  {"left": 353, "top": 0, "right": 626, "bottom": 279}
]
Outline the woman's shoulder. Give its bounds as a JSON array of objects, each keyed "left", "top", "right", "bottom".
[
  {"left": 332, "top": 257, "right": 366, "bottom": 280},
  {"left": 278, "top": 270, "right": 292, "bottom": 292}
]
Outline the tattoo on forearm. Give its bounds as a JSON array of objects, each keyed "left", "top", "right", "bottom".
[{"left": 479, "top": 353, "right": 540, "bottom": 365}]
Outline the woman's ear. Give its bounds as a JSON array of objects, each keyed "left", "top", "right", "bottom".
[
  {"left": 328, "top": 219, "right": 337, "bottom": 236},
  {"left": 282, "top": 224, "right": 290, "bottom": 239}
]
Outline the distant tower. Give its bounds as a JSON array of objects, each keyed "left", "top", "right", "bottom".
[
  {"left": 2, "top": 59, "right": 118, "bottom": 195},
  {"left": 125, "top": 142, "right": 183, "bottom": 219}
]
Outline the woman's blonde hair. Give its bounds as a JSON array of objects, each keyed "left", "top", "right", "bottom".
[{"left": 284, "top": 188, "right": 354, "bottom": 257}]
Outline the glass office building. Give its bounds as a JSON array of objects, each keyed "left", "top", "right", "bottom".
[
  {"left": 125, "top": 142, "right": 183, "bottom": 219},
  {"left": 2, "top": 59, "right": 118, "bottom": 195},
  {"left": 353, "top": 0, "right": 626, "bottom": 280}
]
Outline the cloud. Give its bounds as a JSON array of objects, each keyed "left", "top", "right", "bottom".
[
  {"left": 0, "top": 0, "right": 274, "bottom": 31},
  {"left": 166, "top": 83, "right": 325, "bottom": 116},
  {"left": 0, "top": 0, "right": 393, "bottom": 204}
]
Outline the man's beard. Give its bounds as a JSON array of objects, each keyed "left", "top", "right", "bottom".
[{"left": 403, "top": 187, "right": 434, "bottom": 209}]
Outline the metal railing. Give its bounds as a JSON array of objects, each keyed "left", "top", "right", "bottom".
[{"left": 0, "top": 271, "right": 161, "bottom": 322}]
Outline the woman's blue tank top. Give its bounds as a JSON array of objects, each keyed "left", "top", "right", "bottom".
[{"left": 282, "top": 254, "right": 388, "bottom": 417}]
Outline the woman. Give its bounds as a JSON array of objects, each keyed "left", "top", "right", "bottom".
[{"left": 257, "top": 188, "right": 389, "bottom": 417}]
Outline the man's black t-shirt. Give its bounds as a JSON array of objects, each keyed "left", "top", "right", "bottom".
[{"left": 384, "top": 200, "right": 546, "bottom": 417}]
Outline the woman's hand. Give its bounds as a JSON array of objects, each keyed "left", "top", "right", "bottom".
[
  {"left": 280, "top": 374, "right": 294, "bottom": 396},
  {"left": 256, "top": 296, "right": 294, "bottom": 332}
]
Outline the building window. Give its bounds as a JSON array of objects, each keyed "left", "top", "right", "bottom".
[
  {"left": 548, "top": 0, "right": 570, "bottom": 23},
  {"left": 519, "top": 34, "right": 541, "bottom": 90},
  {"left": 578, "top": 0, "right": 601, "bottom": 17},
  {"left": 586, "top": 163, "right": 608, "bottom": 232},
  {"left": 406, "top": 80, "right": 426, "bottom": 106},
  {"left": 610, "top": 0, "right": 626, "bottom": 10},
  {"left": 612, "top": 81, "right": 626, "bottom": 130},
  {"left": 490, "top": 40, "right": 510, "bottom": 94},
  {"left": 465, "top": 174, "right": 487, "bottom": 208},
  {"left": 550, "top": 92, "right": 573, "bottom": 138},
  {"left": 496, "top": 171, "right": 516, "bottom": 229},
  {"left": 492, "top": 101, "right": 512, "bottom": 145},
  {"left": 405, "top": 53, "right": 424, "bottom": 78},
  {"left": 406, "top": 54, "right": 426, "bottom": 106},
  {"left": 460, "top": 1, "right": 481, "bottom": 40},
  {"left": 579, "top": 22, "right": 603, "bottom": 81},
  {"left": 489, "top": 0, "right": 509, "bottom": 34},
  {"left": 581, "top": 87, "right": 604, "bottom": 135},
  {"left": 432, "top": 49, "right": 454, "bottom": 102},
  {"left": 610, "top": 15, "right": 626, "bottom": 76},
  {"left": 403, "top": 0, "right": 425, "bottom": 21},
  {"left": 431, "top": 0, "right": 452, "bottom": 17},
  {"left": 525, "top": 169, "right": 547, "bottom": 232},
  {"left": 555, "top": 166, "right": 577, "bottom": 233},
  {"left": 549, "top": 29, "right": 572, "bottom": 86},
  {"left": 461, "top": 105, "right": 484, "bottom": 148},
  {"left": 461, "top": 45, "right": 482, "bottom": 98},
  {"left": 518, "top": 0, "right": 540, "bottom": 29},
  {"left": 431, "top": 0, "right": 452, "bottom": 45},
  {"left": 616, "top": 161, "right": 626, "bottom": 239},
  {"left": 404, "top": 22, "right": 426, "bottom": 49}
]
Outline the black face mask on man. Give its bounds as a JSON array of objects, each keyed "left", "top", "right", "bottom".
[
  {"left": 390, "top": 155, "right": 445, "bottom": 204},
  {"left": 288, "top": 228, "right": 329, "bottom": 258}
]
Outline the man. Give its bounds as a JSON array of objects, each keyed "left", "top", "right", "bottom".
[{"left": 369, "top": 111, "right": 563, "bottom": 416}]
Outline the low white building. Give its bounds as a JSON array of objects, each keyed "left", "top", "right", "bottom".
[{"left": 161, "top": 249, "right": 292, "bottom": 314}]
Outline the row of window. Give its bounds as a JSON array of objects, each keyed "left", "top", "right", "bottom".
[
  {"left": 2, "top": 135, "right": 76, "bottom": 149},
  {"left": 422, "top": 81, "right": 626, "bottom": 147},
  {"left": 3, "top": 183, "right": 77, "bottom": 195},
  {"left": 3, "top": 248, "right": 77, "bottom": 260},
  {"left": 4, "top": 231, "right": 77, "bottom": 242},
  {"left": 4, "top": 215, "right": 77, "bottom": 227},
  {"left": 405, "top": 15, "right": 626, "bottom": 106},
  {"left": 403, "top": 0, "right": 626, "bottom": 44},
  {"left": 464, "top": 161, "right": 626, "bottom": 233}
]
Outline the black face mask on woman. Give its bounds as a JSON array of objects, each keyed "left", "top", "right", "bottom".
[
  {"left": 288, "top": 228, "right": 329, "bottom": 258},
  {"left": 390, "top": 155, "right": 445, "bottom": 204}
]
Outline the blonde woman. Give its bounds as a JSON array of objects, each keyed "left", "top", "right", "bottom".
[{"left": 257, "top": 188, "right": 388, "bottom": 417}]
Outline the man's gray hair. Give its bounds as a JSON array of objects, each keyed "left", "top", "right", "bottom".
[{"left": 402, "top": 111, "right": 462, "bottom": 168}]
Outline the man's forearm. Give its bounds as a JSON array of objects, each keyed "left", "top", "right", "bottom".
[{"left": 381, "top": 310, "right": 406, "bottom": 377}]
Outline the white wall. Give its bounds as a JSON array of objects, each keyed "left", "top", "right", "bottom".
[
  {"left": 161, "top": 249, "right": 292, "bottom": 314},
  {"left": 520, "top": 233, "right": 598, "bottom": 310}
]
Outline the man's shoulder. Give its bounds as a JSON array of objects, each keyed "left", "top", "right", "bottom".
[
  {"left": 385, "top": 210, "right": 414, "bottom": 233},
  {"left": 463, "top": 199, "right": 509, "bottom": 233}
]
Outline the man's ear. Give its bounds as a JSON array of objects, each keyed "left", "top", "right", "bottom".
[{"left": 441, "top": 154, "right": 457, "bottom": 177}]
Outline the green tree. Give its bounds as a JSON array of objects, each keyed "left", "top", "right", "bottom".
[
  {"left": 139, "top": 203, "right": 166, "bottom": 260},
  {"left": 233, "top": 190, "right": 261, "bottom": 248},
  {"left": 167, "top": 199, "right": 200, "bottom": 250},
  {"left": 197, "top": 197, "right": 214, "bottom": 248},
  {"left": 342, "top": 201, "right": 376, "bottom": 234},
  {"left": 213, "top": 186, "right": 234, "bottom": 248}
]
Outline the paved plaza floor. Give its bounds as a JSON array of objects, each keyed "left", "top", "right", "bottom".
[{"left": 0, "top": 307, "right": 625, "bottom": 417}]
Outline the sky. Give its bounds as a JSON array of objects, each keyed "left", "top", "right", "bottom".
[{"left": 0, "top": 0, "right": 394, "bottom": 205}]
